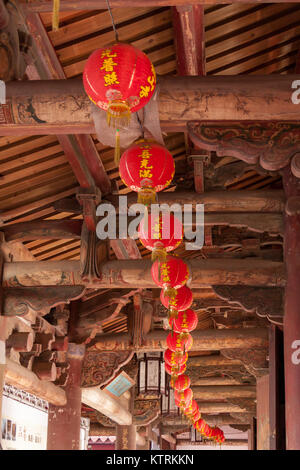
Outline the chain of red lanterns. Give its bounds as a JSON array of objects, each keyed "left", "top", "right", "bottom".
[{"left": 83, "top": 42, "right": 225, "bottom": 446}]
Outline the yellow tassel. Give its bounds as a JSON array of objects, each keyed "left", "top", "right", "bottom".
[
  {"left": 137, "top": 187, "right": 156, "bottom": 207},
  {"left": 168, "top": 307, "right": 178, "bottom": 320},
  {"left": 151, "top": 246, "right": 167, "bottom": 262},
  {"left": 114, "top": 129, "right": 120, "bottom": 166},
  {"left": 164, "top": 287, "right": 177, "bottom": 300},
  {"left": 52, "top": 0, "right": 60, "bottom": 31}
]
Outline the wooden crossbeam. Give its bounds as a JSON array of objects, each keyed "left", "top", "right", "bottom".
[
  {"left": 2, "top": 258, "right": 285, "bottom": 288},
  {"left": 2, "top": 76, "right": 300, "bottom": 136},
  {"left": 21, "top": 0, "right": 300, "bottom": 11}
]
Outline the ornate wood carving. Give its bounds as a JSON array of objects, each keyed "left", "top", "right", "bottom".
[
  {"left": 212, "top": 286, "right": 284, "bottom": 324},
  {"left": 186, "top": 364, "right": 255, "bottom": 385},
  {"left": 3, "top": 286, "right": 85, "bottom": 316},
  {"left": 81, "top": 350, "right": 134, "bottom": 388},
  {"left": 226, "top": 398, "right": 256, "bottom": 414},
  {"left": 76, "top": 188, "right": 101, "bottom": 232},
  {"left": 80, "top": 221, "right": 102, "bottom": 284},
  {"left": 221, "top": 348, "right": 269, "bottom": 378},
  {"left": 188, "top": 121, "right": 300, "bottom": 175}
]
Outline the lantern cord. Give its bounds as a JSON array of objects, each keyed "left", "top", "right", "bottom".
[
  {"left": 137, "top": 113, "right": 145, "bottom": 140},
  {"left": 105, "top": 0, "right": 119, "bottom": 42}
]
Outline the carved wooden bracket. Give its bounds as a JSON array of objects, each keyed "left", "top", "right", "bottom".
[
  {"left": 81, "top": 350, "right": 134, "bottom": 388},
  {"left": 76, "top": 187, "right": 101, "bottom": 232},
  {"left": 186, "top": 364, "right": 255, "bottom": 385},
  {"left": 80, "top": 221, "right": 102, "bottom": 284},
  {"left": 212, "top": 285, "right": 284, "bottom": 325},
  {"left": 221, "top": 348, "right": 269, "bottom": 378},
  {"left": 3, "top": 285, "right": 85, "bottom": 316},
  {"left": 226, "top": 398, "right": 256, "bottom": 414},
  {"left": 187, "top": 121, "right": 300, "bottom": 175}
]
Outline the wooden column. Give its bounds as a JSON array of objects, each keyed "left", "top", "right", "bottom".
[
  {"left": 269, "top": 325, "right": 285, "bottom": 450},
  {"left": 47, "top": 343, "right": 85, "bottom": 450},
  {"left": 283, "top": 167, "right": 300, "bottom": 450},
  {"left": 256, "top": 374, "right": 270, "bottom": 450},
  {"left": 115, "top": 425, "right": 137, "bottom": 450}
]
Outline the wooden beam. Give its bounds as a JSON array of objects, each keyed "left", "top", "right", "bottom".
[
  {"left": 107, "top": 190, "right": 285, "bottom": 213},
  {"left": 2, "top": 220, "right": 82, "bottom": 242},
  {"left": 81, "top": 387, "right": 132, "bottom": 426},
  {"left": 187, "top": 355, "right": 242, "bottom": 367},
  {"left": 2, "top": 258, "right": 285, "bottom": 288},
  {"left": 5, "top": 357, "right": 66, "bottom": 406},
  {"left": 195, "top": 402, "right": 249, "bottom": 413},
  {"left": 172, "top": 5, "right": 205, "bottom": 76},
  {"left": 92, "top": 328, "right": 268, "bottom": 352},
  {"left": 257, "top": 374, "right": 270, "bottom": 450},
  {"left": 21, "top": 0, "right": 300, "bottom": 11},
  {"left": 2, "top": 77, "right": 300, "bottom": 136},
  {"left": 192, "top": 385, "right": 256, "bottom": 400},
  {"left": 177, "top": 439, "right": 248, "bottom": 447}
]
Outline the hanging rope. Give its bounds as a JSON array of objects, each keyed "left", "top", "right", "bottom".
[{"left": 105, "top": 0, "right": 119, "bottom": 42}]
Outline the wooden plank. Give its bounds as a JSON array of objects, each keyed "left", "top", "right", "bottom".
[
  {"left": 3, "top": 220, "right": 82, "bottom": 242},
  {"left": 257, "top": 374, "right": 270, "bottom": 450}
]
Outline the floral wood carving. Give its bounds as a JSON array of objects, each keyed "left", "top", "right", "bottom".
[
  {"left": 221, "top": 348, "right": 269, "bottom": 378},
  {"left": 212, "top": 285, "right": 284, "bottom": 325},
  {"left": 3, "top": 286, "right": 85, "bottom": 316},
  {"left": 187, "top": 121, "right": 300, "bottom": 174},
  {"left": 81, "top": 350, "right": 133, "bottom": 388}
]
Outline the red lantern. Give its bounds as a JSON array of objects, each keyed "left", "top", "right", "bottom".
[
  {"left": 191, "top": 410, "right": 201, "bottom": 423},
  {"left": 161, "top": 286, "right": 193, "bottom": 319},
  {"left": 138, "top": 214, "right": 183, "bottom": 262},
  {"left": 119, "top": 141, "right": 174, "bottom": 206},
  {"left": 173, "top": 309, "right": 198, "bottom": 333},
  {"left": 173, "top": 374, "right": 191, "bottom": 392},
  {"left": 194, "top": 418, "right": 206, "bottom": 432},
  {"left": 164, "top": 349, "right": 188, "bottom": 367},
  {"left": 151, "top": 256, "right": 189, "bottom": 299},
  {"left": 165, "top": 362, "right": 186, "bottom": 376},
  {"left": 174, "top": 388, "right": 193, "bottom": 408},
  {"left": 83, "top": 43, "right": 156, "bottom": 124},
  {"left": 183, "top": 399, "right": 198, "bottom": 418},
  {"left": 166, "top": 332, "right": 193, "bottom": 353}
]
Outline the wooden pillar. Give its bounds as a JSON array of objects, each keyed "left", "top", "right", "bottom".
[
  {"left": 269, "top": 325, "right": 285, "bottom": 450},
  {"left": 47, "top": 343, "right": 85, "bottom": 450},
  {"left": 115, "top": 425, "right": 137, "bottom": 451},
  {"left": 282, "top": 167, "right": 300, "bottom": 450},
  {"left": 256, "top": 374, "right": 270, "bottom": 450}
]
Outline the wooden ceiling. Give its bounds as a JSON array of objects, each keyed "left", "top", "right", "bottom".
[{"left": 1, "top": 3, "right": 296, "bottom": 262}]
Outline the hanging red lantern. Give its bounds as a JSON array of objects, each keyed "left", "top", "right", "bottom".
[
  {"left": 151, "top": 256, "right": 189, "bottom": 299},
  {"left": 191, "top": 410, "right": 201, "bottom": 423},
  {"left": 174, "top": 388, "right": 193, "bottom": 408},
  {"left": 173, "top": 374, "right": 191, "bottom": 392},
  {"left": 165, "top": 362, "right": 186, "bottom": 376},
  {"left": 83, "top": 43, "right": 155, "bottom": 124},
  {"left": 183, "top": 399, "right": 198, "bottom": 418},
  {"left": 164, "top": 349, "right": 188, "bottom": 367},
  {"left": 119, "top": 141, "right": 174, "bottom": 206},
  {"left": 161, "top": 286, "right": 193, "bottom": 319},
  {"left": 83, "top": 43, "right": 156, "bottom": 164},
  {"left": 173, "top": 309, "right": 198, "bottom": 333},
  {"left": 138, "top": 213, "right": 183, "bottom": 262},
  {"left": 166, "top": 332, "right": 193, "bottom": 353},
  {"left": 194, "top": 418, "right": 206, "bottom": 432}
]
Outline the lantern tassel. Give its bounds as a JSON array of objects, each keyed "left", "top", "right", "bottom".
[
  {"left": 164, "top": 287, "right": 177, "bottom": 300},
  {"left": 151, "top": 246, "right": 167, "bottom": 262},
  {"left": 52, "top": 0, "right": 60, "bottom": 31},
  {"left": 137, "top": 187, "right": 156, "bottom": 207},
  {"left": 114, "top": 129, "right": 121, "bottom": 166}
]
